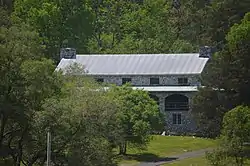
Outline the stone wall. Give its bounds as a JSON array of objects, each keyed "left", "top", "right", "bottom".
[
  {"left": 93, "top": 75, "right": 200, "bottom": 86},
  {"left": 150, "top": 91, "right": 197, "bottom": 134},
  {"left": 92, "top": 74, "right": 199, "bottom": 134}
]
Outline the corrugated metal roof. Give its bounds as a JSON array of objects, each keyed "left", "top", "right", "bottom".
[{"left": 56, "top": 54, "right": 209, "bottom": 75}]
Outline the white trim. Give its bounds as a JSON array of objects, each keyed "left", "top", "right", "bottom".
[{"left": 131, "top": 86, "right": 198, "bottom": 92}]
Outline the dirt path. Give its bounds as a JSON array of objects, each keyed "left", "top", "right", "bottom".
[{"left": 120, "top": 148, "right": 213, "bottom": 166}]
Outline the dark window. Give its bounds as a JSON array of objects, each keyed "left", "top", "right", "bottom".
[
  {"left": 173, "top": 114, "right": 182, "bottom": 124},
  {"left": 96, "top": 78, "right": 104, "bottom": 83},
  {"left": 173, "top": 114, "right": 177, "bottom": 124},
  {"left": 150, "top": 78, "right": 159, "bottom": 85},
  {"left": 178, "top": 114, "right": 181, "bottom": 124},
  {"left": 122, "top": 78, "right": 131, "bottom": 84},
  {"left": 165, "top": 94, "right": 189, "bottom": 111},
  {"left": 178, "top": 78, "right": 188, "bottom": 85}
]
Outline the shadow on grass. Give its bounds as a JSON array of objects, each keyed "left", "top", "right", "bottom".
[{"left": 122, "top": 153, "right": 178, "bottom": 162}]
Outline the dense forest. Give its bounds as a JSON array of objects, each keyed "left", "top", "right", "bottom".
[
  {"left": 1, "top": 0, "right": 250, "bottom": 165},
  {"left": 2, "top": 0, "right": 250, "bottom": 61}
]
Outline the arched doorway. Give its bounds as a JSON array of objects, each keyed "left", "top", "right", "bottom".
[{"left": 165, "top": 94, "right": 189, "bottom": 111}]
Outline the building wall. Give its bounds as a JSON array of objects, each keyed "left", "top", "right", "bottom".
[
  {"left": 93, "top": 74, "right": 199, "bottom": 134},
  {"left": 151, "top": 92, "right": 197, "bottom": 134},
  {"left": 93, "top": 75, "right": 200, "bottom": 86}
]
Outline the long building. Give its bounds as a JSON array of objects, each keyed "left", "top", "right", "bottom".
[{"left": 56, "top": 47, "right": 210, "bottom": 134}]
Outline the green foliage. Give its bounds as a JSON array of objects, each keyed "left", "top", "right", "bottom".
[
  {"left": 226, "top": 12, "right": 250, "bottom": 50},
  {"left": 0, "top": 51, "right": 163, "bottom": 165},
  {"left": 87, "top": 0, "right": 195, "bottom": 54},
  {"left": 200, "top": 0, "right": 250, "bottom": 50},
  {"left": 227, "top": 22, "right": 248, "bottom": 47},
  {"left": 109, "top": 85, "right": 164, "bottom": 154},
  {"left": 193, "top": 12, "right": 250, "bottom": 137},
  {"left": 21, "top": 59, "right": 62, "bottom": 108},
  {"left": 206, "top": 148, "right": 232, "bottom": 166},
  {"left": 13, "top": 0, "right": 94, "bottom": 61},
  {"left": 28, "top": 77, "right": 119, "bottom": 166},
  {"left": 10, "top": 0, "right": 250, "bottom": 57},
  {"left": 2, "top": 0, "right": 250, "bottom": 165},
  {"left": 0, "top": 25, "right": 163, "bottom": 163},
  {"left": 221, "top": 106, "right": 250, "bottom": 149},
  {"left": 0, "top": 17, "right": 62, "bottom": 165},
  {"left": 206, "top": 106, "right": 250, "bottom": 166},
  {"left": 192, "top": 88, "right": 228, "bottom": 138},
  {"left": 169, "top": 39, "right": 195, "bottom": 53},
  {"left": 0, "top": 0, "right": 14, "bottom": 11},
  {"left": 15, "top": 0, "right": 249, "bottom": 56},
  {"left": 0, "top": 7, "right": 11, "bottom": 27}
]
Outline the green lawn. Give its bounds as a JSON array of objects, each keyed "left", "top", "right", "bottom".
[
  {"left": 118, "top": 135, "right": 217, "bottom": 164},
  {"left": 163, "top": 156, "right": 250, "bottom": 166},
  {"left": 163, "top": 156, "right": 208, "bottom": 166}
]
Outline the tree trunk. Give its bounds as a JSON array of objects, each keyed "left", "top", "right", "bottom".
[
  {"left": 119, "top": 145, "right": 123, "bottom": 155},
  {"left": 0, "top": 114, "right": 6, "bottom": 147},
  {"left": 15, "top": 126, "right": 28, "bottom": 166},
  {"left": 124, "top": 142, "right": 127, "bottom": 154},
  {"left": 119, "top": 141, "right": 127, "bottom": 155}
]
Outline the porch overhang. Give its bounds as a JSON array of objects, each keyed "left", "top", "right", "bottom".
[{"left": 130, "top": 86, "right": 198, "bottom": 92}]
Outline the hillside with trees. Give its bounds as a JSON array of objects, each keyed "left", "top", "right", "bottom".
[{"left": 1, "top": 0, "right": 250, "bottom": 165}]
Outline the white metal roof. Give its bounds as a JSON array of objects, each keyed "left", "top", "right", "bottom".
[{"left": 56, "top": 54, "right": 209, "bottom": 75}]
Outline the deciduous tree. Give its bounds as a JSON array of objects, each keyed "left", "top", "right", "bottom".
[
  {"left": 109, "top": 85, "right": 164, "bottom": 155},
  {"left": 193, "top": 12, "right": 250, "bottom": 137},
  {"left": 13, "top": 0, "right": 93, "bottom": 62},
  {"left": 0, "top": 16, "right": 62, "bottom": 165},
  {"left": 206, "top": 105, "right": 250, "bottom": 166},
  {"left": 26, "top": 76, "right": 120, "bottom": 166}
]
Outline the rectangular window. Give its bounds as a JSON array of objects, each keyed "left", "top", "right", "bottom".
[
  {"left": 173, "top": 113, "right": 182, "bottom": 124},
  {"left": 173, "top": 114, "right": 177, "bottom": 124},
  {"left": 95, "top": 78, "right": 104, "bottom": 83},
  {"left": 150, "top": 78, "right": 159, "bottom": 85},
  {"left": 178, "top": 77, "right": 188, "bottom": 85},
  {"left": 177, "top": 114, "right": 181, "bottom": 124},
  {"left": 122, "top": 78, "right": 132, "bottom": 84}
]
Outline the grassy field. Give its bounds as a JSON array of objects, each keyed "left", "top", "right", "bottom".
[
  {"left": 163, "top": 156, "right": 208, "bottom": 166},
  {"left": 118, "top": 135, "right": 217, "bottom": 164},
  {"left": 163, "top": 156, "right": 250, "bottom": 166}
]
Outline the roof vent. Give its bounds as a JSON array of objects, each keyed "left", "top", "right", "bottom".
[
  {"left": 199, "top": 46, "right": 211, "bottom": 58},
  {"left": 60, "top": 48, "right": 76, "bottom": 59}
]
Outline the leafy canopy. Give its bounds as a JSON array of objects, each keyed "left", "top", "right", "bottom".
[
  {"left": 206, "top": 105, "right": 250, "bottom": 166},
  {"left": 192, "top": 12, "right": 250, "bottom": 137},
  {"left": 109, "top": 84, "right": 164, "bottom": 154}
]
